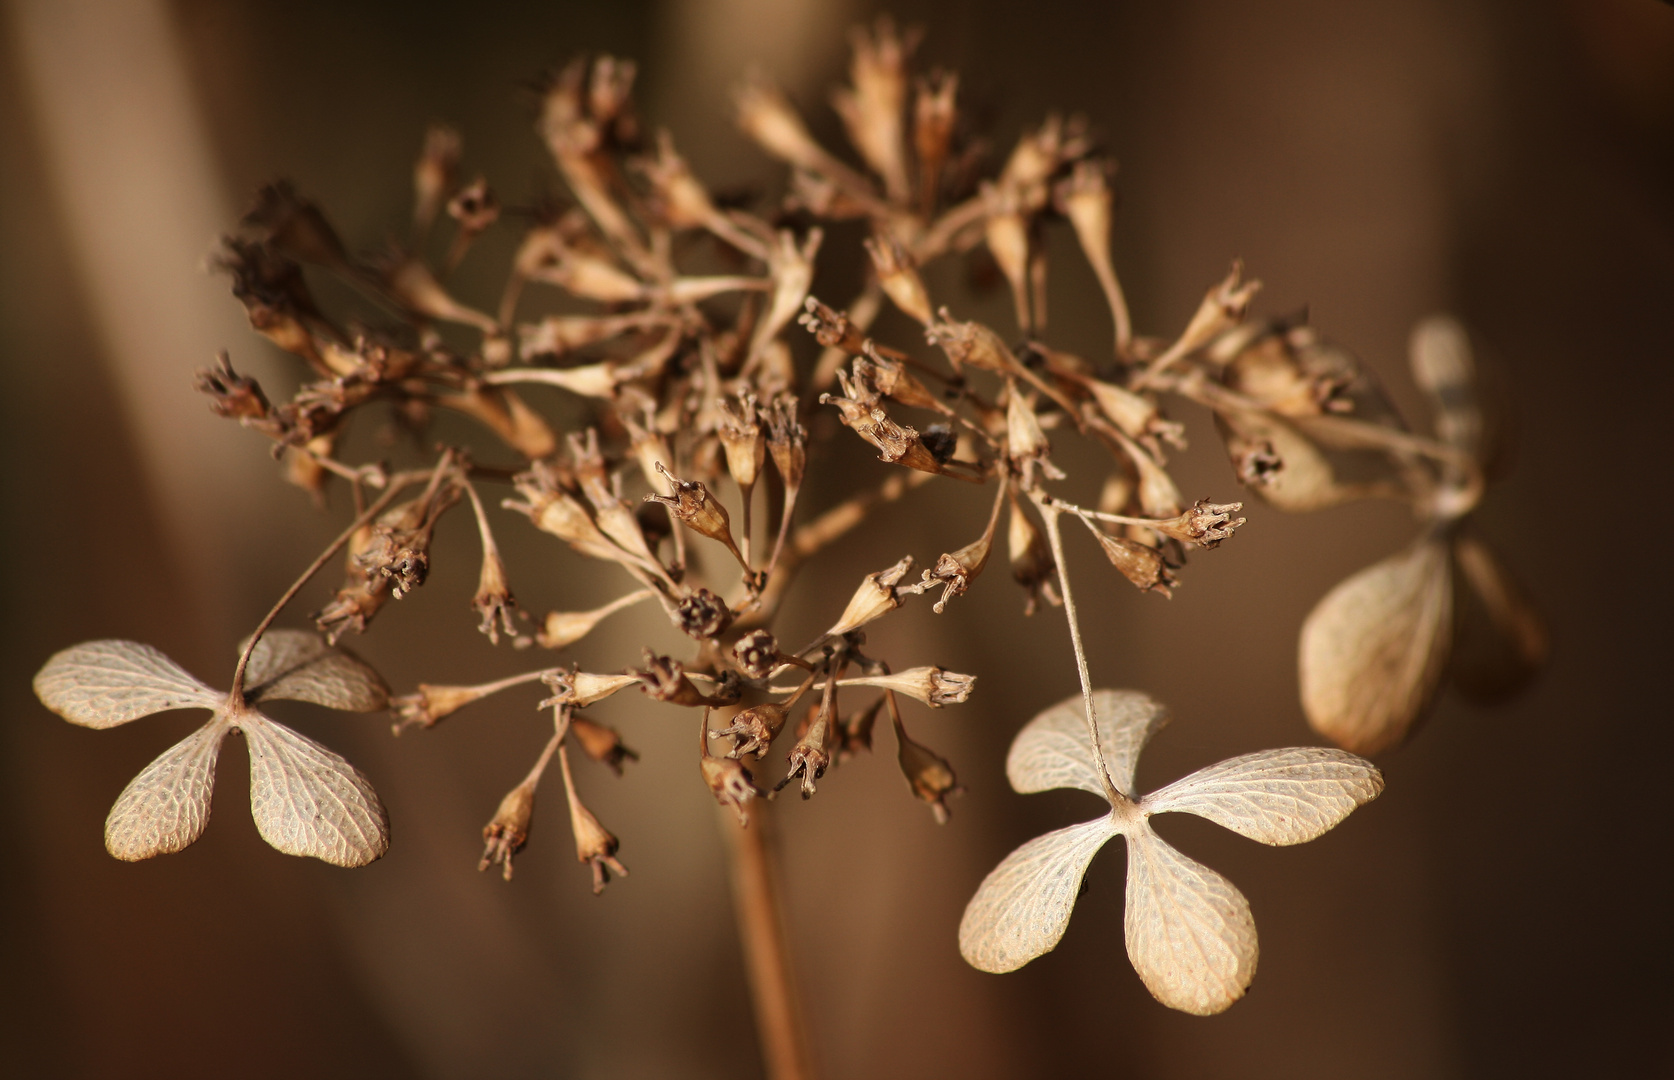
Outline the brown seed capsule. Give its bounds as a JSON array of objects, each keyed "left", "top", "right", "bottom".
[
  {"left": 1095, "top": 533, "right": 1178, "bottom": 597},
  {"left": 894, "top": 713, "right": 960, "bottom": 824},
  {"left": 776, "top": 701, "right": 838, "bottom": 798},
  {"left": 1148, "top": 500, "right": 1247, "bottom": 550},
  {"left": 1215, "top": 407, "right": 1347, "bottom": 512},
  {"left": 569, "top": 716, "right": 639, "bottom": 776},
  {"left": 732, "top": 629, "right": 783, "bottom": 680},
  {"left": 559, "top": 747, "right": 628, "bottom": 895},
  {"left": 865, "top": 234, "right": 933, "bottom": 325},
  {"left": 389, "top": 683, "right": 489, "bottom": 733},
  {"left": 839, "top": 696, "right": 887, "bottom": 761},
  {"left": 677, "top": 588, "right": 734, "bottom": 640},
  {"left": 1008, "top": 495, "right": 1060, "bottom": 615},
  {"left": 541, "top": 670, "right": 641, "bottom": 709},
  {"left": 644, "top": 463, "right": 745, "bottom": 567},
  {"left": 826, "top": 555, "right": 915, "bottom": 637},
  {"left": 710, "top": 703, "right": 790, "bottom": 760},
  {"left": 1299, "top": 538, "right": 1453, "bottom": 756},
  {"left": 413, "top": 123, "right": 461, "bottom": 237},
  {"left": 479, "top": 780, "right": 536, "bottom": 881},
  {"left": 847, "top": 667, "right": 976, "bottom": 708},
  {"left": 718, "top": 391, "right": 767, "bottom": 493},
  {"left": 913, "top": 70, "right": 958, "bottom": 211},
  {"left": 535, "top": 590, "right": 653, "bottom": 651},
  {"left": 764, "top": 394, "right": 808, "bottom": 492}
]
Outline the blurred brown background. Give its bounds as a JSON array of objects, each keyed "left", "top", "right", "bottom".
[{"left": 2, "top": 0, "right": 1671, "bottom": 1076}]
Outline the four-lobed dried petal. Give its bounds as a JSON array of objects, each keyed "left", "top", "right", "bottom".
[
  {"left": 958, "top": 818, "right": 1118, "bottom": 973},
  {"left": 1299, "top": 539, "right": 1452, "bottom": 755},
  {"left": 1143, "top": 747, "right": 1384, "bottom": 845},
  {"left": 34, "top": 640, "right": 220, "bottom": 729},
  {"left": 1006, "top": 689, "right": 1168, "bottom": 798},
  {"left": 243, "top": 713, "right": 390, "bottom": 867},
  {"left": 105, "top": 717, "right": 232, "bottom": 860},
  {"left": 241, "top": 629, "right": 389, "bottom": 711},
  {"left": 1122, "top": 822, "right": 1258, "bottom": 1016}
]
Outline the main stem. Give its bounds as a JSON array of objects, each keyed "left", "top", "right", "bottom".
[
  {"left": 720, "top": 799, "right": 815, "bottom": 1080},
  {"left": 1038, "top": 501, "right": 1122, "bottom": 804}
]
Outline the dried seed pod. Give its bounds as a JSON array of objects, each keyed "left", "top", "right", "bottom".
[
  {"left": 389, "top": 683, "right": 491, "bottom": 733},
  {"left": 644, "top": 463, "right": 747, "bottom": 570},
  {"left": 1215, "top": 407, "right": 1348, "bottom": 512},
  {"left": 1055, "top": 160, "right": 1131, "bottom": 352},
  {"left": 865, "top": 234, "right": 933, "bottom": 325},
  {"left": 718, "top": 391, "right": 767, "bottom": 493},
  {"left": 826, "top": 555, "right": 915, "bottom": 637},
  {"left": 479, "top": 780, "right": 537, "bottom": 881},
  {"left": 535, "top": 590, "right": 653, "bottom": 651},
  {"left": 732, "top": 630, "right": 784, "bottom": 680},
  {"left": 894, "top": 712, "right": 960, "bottom": 823},
  {"left": 1094, "top": 533, "right": 1178, "bottom": 597},
  {"left": 559, "top": 747, "right": 627, "bottom": 895},
  {"left": 542, "top": 670, "right": 641, "bottom": 709},
  {"left": 831, "top": 17, "right": 914, "bottom": 201},
  {"left": 1008, "top": 495, "right": 1060, "bottom": 615},
  {"left": 846, "top": 667, "right": 975, "bottom": 707},
  {"left": 913, "top": 70, "right": 958, "bottom": 210},
  {"left": 413, "top": 123, "right": 462, "bottom": 237},
  {"left": 569, "top": 716, "right": 639, "bottom": 776},
  {"left": 710, "top": 703, "right": 791, "bottom": 760},
  {"left": 1148, "top": 500, "right": 1246, "bottom": 550},
  {"left": 1299, "top": 539, "right": 1453, "bottom": 755},
  {"left": 982, "top": 181, "right": 1032, "bottom": 330},
  {"left": 677, "top": 588, "right": 734, "bottom": 640}
]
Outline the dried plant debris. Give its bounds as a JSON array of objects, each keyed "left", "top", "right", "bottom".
[
  {"left": 959, "top": 691, "right": 1381, "bottom": 1014},
  {"left": 34, "top": 631, "right": 390, "bottom": 866}
]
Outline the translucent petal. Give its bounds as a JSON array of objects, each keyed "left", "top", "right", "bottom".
[
  {"left": 1144, "top": 747, "right": 1383, "bottom": 846},
  {"left": 1299, "top": 539, "right": 1452, "bottom": 755},
  {"left": 242, "top": 714, "right": 389, "bottom": 866},
  {"left": 1007, "top": 689, "right": 1168, "bottom": 798},
  {"left": 34, "top": 640, "right": 220, "bottom": 729},
  {"left": 958, "top": 817, "right": 1119, "bottom": 973},
  {"left": 1124, "top": 823, "right": 1258, "bottom": 1015},
  {"left": 242, "top": 629, "right": 389, "bottom": 712},
  {"left": 105, "top": 717, "right": 231, "bottom": 860}
]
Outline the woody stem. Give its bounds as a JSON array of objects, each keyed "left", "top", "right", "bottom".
[{"left": 721, "top": 800, "right": 816, "bottom": 1080}]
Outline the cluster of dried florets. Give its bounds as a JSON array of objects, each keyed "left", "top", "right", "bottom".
[{"left": 33, "top": 17, "right": 1539, "bottom": 1018}]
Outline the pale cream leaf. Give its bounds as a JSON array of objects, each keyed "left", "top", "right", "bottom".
[
  {"left": 34, "top": 640, "right": 221, "bottom": 729},
  {"left": 242, "top": 714, "right": 389, "bottom": 866},
  {"left": 958, "top": 817, "right": 1119, "bottom": 973},
  {"left": 1124, "top": 823, "right": 1258, "bottom": 1015},
  {"left": 1143, "top": 747, "right": 1383, "bottom": 845},
  {"left": 242, "top": 629, "right": 389, "bottom": 712},
  {"left": 104, "top": 716, "right": 231, "bottom": 860}
]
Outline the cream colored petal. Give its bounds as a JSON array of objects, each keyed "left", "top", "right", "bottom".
[
  {"left": 1124, "top": 823, "right": 1258, "bottom": 1015},
  {"left": 958, "top": 817, "right": 1119, "bottom": 973},
  {"left": 105, "top": 716, "right": 230, "bottom": 860},
  {"left": 1007, "top": 689, "right": 1168, "bottom": 798},
  {"left": 242, "top": 714, "right": 389, "bottom": 867},
  {"left": 241, "top": 629, "right": 389, "bottom": 712},
  {"left": 1299, "top": 539, "right": 1453, "bottom": 755},
  {"left": 1143, "top": 747, "right": 1383, "bottom": 846},
  {"left": 34, "top": 640, "right": 220, "bottom": 729}
]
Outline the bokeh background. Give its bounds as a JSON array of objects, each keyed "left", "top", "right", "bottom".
[{"left": 3, "top": 1, "right": 1671, "bottom": 1076}]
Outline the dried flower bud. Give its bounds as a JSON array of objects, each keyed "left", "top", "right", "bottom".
[
  {"left": 677, "top": 588, "right": 734, "bottom": 640},
  {"left": 798, "top": 296, "right": 868, "bottom": 354},
  {"left": 1055, "top": 159, "right": 1131, "bottom": 351},
  {"left": 849, "top": 667, "right": 975, "bottom": 708},
  {"left": 472, "top": 541, "right": 518, "bottom": 645},
  {"left": 700, "top": 752, "right": 760, "bottom": 826},
  {"left": 1008, "top": 496, "right": 1060, "bottom": 615},
  {"left": 895, "top": 720, "right": 960, "bottom": 823},
  {"left": 561, "top": 749, "right": 628, "bottom": 895},
  {"left": 243, "top": 181, "right": 350, "bottom": 270},
  {"left": 822, "top": 371, "right": 948, "bottom": 475},
  {"left": 1095, "top": 533, "right": 1178, "bottom": 597},
  {"left": 1006, "top": 385, "right": 1063, "bottom": 480},
  {"left": 479, "top": 780, "right": 536, "bottom": 881},
  {"left": 982, "top": 181, "right": 1032, "bottom": 329},
  {"left": 413, "top": 124, "right": 461, "bottom": 236},
  {"left": 839, "top": 696, "right": 887, "bottom": 761},
  {"left": 640, "top": 130, "right": 718, "bottom": 229},
  {"left": 542, "top": 669, "right": 641, "bottom": 708},
  {"left": 635, "top": 651, "right": 739, "bottom": 708},
  {"left": 922, "top": 483, "right": 1004, "bottom": 613},
  {"left": 857, "top": 349, "right": 940, "bottom": 411},
  {"left": 710, "top": 703, "right": 790, "bottom": 760},
  {"left": 569, "top": 716, "right": 639, "bottom": 776},
  {"left": 735, "top": 74, "right": 830, "bottom": 175},
  {"left": 390, "top": 682, "right": 493, "bottom": 733},
  {"left": 776, "top": 704, "right": 837, "bottom": 798},
  {"left": 1299, "top": 539, "right": 1453, "bottom": 755},
  {"left": 1149, "top": 500, "right": 1246, "bottom": 549},
  {"left": 504, "top": 469, "right": 621, "bottom": 563},
  {"left": 196, "top": 351, "right": 273, "bottom": 422},
  {"left": 383, "top": 256, "right": 498, "bottom": 334},
  {"left": 645, "top": 463, "right": 742, "bottom": 562},
  {"left": 913, "top": 70, "right": 958, "bottom": 210},
  {"left": 732, "top": 630, "right": 783, "bottom": 680},
  {"left": 718, "top": 391, "right": 767, "bottom": 492},
  {"left": 764, "top": 395, "right": 808, "bottom": 492},
  {"left": 865, "top": 234, "right": 933, "bottom": 325},
  {"left": 1165, "top": 262, "right": 1262, "bottom": 364},
  {"left": 1216, "top": 407, "right": 1346, "bottom": 512},
  {"left": 832, "top": 17, "right": 914, "bottom": 201},
  {"left": 1084, "top": 378, "right": 1184, "bottom": 451},
  {"left": 925, "top": 309, "right": 1024, "bottom": 377},
  {"left": 827, "top": 555, "right": 915, "bottom": 637}
]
